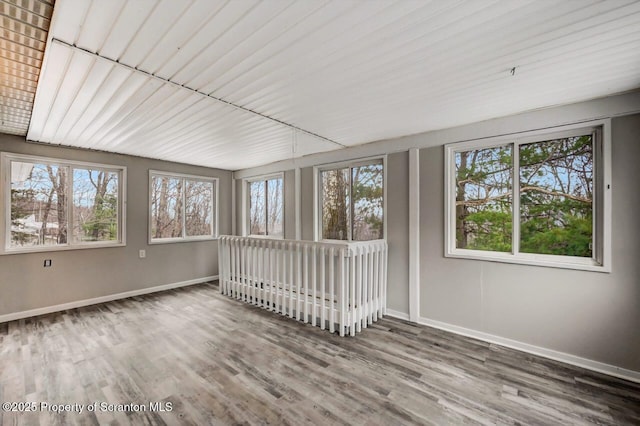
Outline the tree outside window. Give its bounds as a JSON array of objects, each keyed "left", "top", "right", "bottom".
[
  {"left": 7, "top": 155, "right": 124, "bottom": 252},
  {"left": 321, "top": 161, "right": 383, "bottom": 241},
  {"left": 249, "top": 177, "right": 283, "bottom": 237},
  {"left": 150, "top": 172, "right": 216, "bottom": 242},
  {"left": 451, "top": 130, "right": 598, "bottom": 262}
]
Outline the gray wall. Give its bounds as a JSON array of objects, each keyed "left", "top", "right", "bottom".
[
  {"left": 418, "top": 114, "right": 640, "bottom": 372},
  {"left": 283, "top": 170, "right": 296, "bottom": 239},
  {"left": 384, "top": 151, "right": 410, "bottom": 314},
  {"left": 232, "top": 98, "right": 640, "bottom": 374},
  {"left": 0, "top": 134, "right": 232, "bottom": 317}
]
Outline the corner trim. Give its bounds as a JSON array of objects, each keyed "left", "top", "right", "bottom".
[
  {"left": 417, "top": 316, "right": 640, "bottom": 384},
  {"left": 408, "top": 148, "right": 420, "bottom": 321},
  {"left": 385, "top": 309, "right": 410, "bottom": 321},
  {"left": 0, "top": 275, "right": 218, "bottom": 324}
]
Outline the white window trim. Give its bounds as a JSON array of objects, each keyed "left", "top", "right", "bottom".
[
  {"left": 148, "top": 170, "right": 218, "bottom": 244},
  {"left": 243, "top": 172, "right": 285, "bottom": 238},
  {"left": 313, "top": 155, "right": 387, "bottom": 242},
  {"left": 1, "top": 152, "right": 127, "bottom": 254},
  {"left": 444, "top": 119, "right": 612, "bottom": 272}
]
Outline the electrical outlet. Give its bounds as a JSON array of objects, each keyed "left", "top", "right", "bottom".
[
  {"left": 44, "top": 259, "right": 52, "bottom": 267},
  {"left": 139, "top": 250, "right": 146, "bottom": 259}
]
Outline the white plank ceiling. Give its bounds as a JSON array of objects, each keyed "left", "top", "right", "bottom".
[{"left": 22, "top": 0, "right": 640, "bottom": 170}]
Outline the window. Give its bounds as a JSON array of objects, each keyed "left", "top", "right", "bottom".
[
  {"left": 149, "top": 171, "right": 217, "bottom": 243},
  {"left": 246, "top": 175, "right": 283, "bottom": 237},
  {"left": 317, "top": 159, "right": 384, "bottom": 241},
  {"left": 445, "top": 122, "right": 610, "bottom": 271},
  {"left": 2, "top": 153, "right": 125, "bottom": 253}
]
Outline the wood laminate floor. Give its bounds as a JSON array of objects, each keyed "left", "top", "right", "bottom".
[{"left": 1, "top": 282, "right": 639, "bottom": 425}]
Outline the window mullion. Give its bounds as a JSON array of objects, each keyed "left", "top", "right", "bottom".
[
  {"left": 512, "top": 144, "right": 520, "bottom": 255},
  {"left": 348, "top": 167, "right": 353, "bottom": 242},
  {"left": 592, "top": 129, "right": 600, "bottom": 264},
  {"left": 264, "top": 180, "right": 269, "bottom": 236},
  {"left": 182, "top": 178, "right": 187, "bottom": 239},
  {"left": 67, "top": 165, "right": 73, "bottom": 246},
  {"left": 246, "top": 181, "right": 250, "bottom": 237}
]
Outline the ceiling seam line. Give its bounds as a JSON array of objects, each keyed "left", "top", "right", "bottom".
[{"left": 50, "top": 37, "right": 346, "bottom": 149}]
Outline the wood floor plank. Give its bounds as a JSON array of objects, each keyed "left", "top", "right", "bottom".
[{"left": 1, "top": 282, "right": 639, "bottom": 425}]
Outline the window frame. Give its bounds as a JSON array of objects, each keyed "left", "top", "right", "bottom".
[
  {"left": 444, "top": 120, "right": 611, "bottom": 272},
  {"left": 148, "top": 170, "right": 218, "bottom": 244},
  {"left": 1, "top": 152, "right": 127, "bottom": 254},
  {"left": 243, "top": 172, "right": 285, "bottom": 239},
  {"left": 313, "top": 156, "right": 387, "bottom": 242}
]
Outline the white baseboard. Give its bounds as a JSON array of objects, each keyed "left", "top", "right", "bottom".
[
  {"left": 0, "top": 275, "right": 218, "bottom": 324},
  {"left": 385, "top": 309, "right": 410, "bottom": 321},
  {"left": 417, "top": 316, "right": 640, "bottom": 384}
]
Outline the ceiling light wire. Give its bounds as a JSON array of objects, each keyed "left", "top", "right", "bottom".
[{"left": 49, "top": 38, "right": 346, "bottom": 149}]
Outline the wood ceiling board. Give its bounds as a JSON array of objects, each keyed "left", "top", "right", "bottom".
[
  {"left": 73, "top": 0, "right": 125, "bottom": 53},
  {"left": 98, "top": 0, "right": 158, "bottom": 61},
  {"left": 50, "top": 57, "right": 111, "bottom": 144},
  {"left": 152, "top": 0, "right": 260, "bottom": 81},
  {"left": 23, "top": 0, "right": 640, "bottom": 170},
  {"left": 117, "top": 0, "right": 192, "bottom": 68},
  {"left": 56, "top": 65, "right": 134, "bottom": 144},
  {"left": 172, "top": 1, "right": 293, "bottom": 90}
]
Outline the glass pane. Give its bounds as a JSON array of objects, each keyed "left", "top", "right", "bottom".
[
  {"left": 352, "top": 163, "right": 383, "bottom": 241},
  {"left": 519, "top": 135, "right": 593, "bottom": 257},
  {"left": 72, "top": 169, "right": 118, "bottom": 242},
  {"left": 151, "top": 176, "right": 183, "bottom": 239},
  {"left": 455, "top": 145, "right": 512, "bottom": 252},
  {"left": 322, "top": 168, "right": 350, "bottom": 240},
  {"left": 266, "top": 178, "right": 283, "bottom": 236},
  {"left": 249, "top": 181, "right": 266, "bottom": 235},
  {"left": 10, "top": 161, "right": 68, "bottom": 247},
  {"left": 185, "top": 179, "right": 214, "bottom": 237}
]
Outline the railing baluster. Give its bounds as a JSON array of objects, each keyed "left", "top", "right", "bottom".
[
  {"left": 281, "top": 241, "right": 286, "bottom": 315},
  {"left": 312, "top": 245, "right": 317, "bottom": 327},
  {"left": 338, "top": 248, "right": 345, "bottom": 336},
  {"left": 303, "top": 244, "right": 309, "bottom": 323},
  {"left": 296, "top": 242, "right": 302, "bottom": 321},
  {"left": 359, "top": 247, "right": 364, "bottom": 333},
  {"left": 275, "top": 241, "right": 280, "bottom": 313},
  {"left": 363, "top": 246, "right": 368, "bottom": 329},
  {"left": 329, "top": 247, "right": 336, "bottom": 333},
  {"left": 218, "top": 237, "right": 386, "bottom": 336},
  {"left": 257, "top": 240, "right": 262, "bottom": 306},
  {"left": 320, "top": 246, "right": 327, "bottom": 330},
  {"left": 289, "top": 243, "right": 295, "bottom": 318},
  {"left": 266, "top": 242, "right": 275, "bottom": 310},
  {"left": 373, "top": 248, "right": 379, "bottom": 322},
  {"left": 240, "top": 240, "right": 245, "bottom": 301},
  {"left": 236, "top": 239, "right": 240, "bottom": 299}
]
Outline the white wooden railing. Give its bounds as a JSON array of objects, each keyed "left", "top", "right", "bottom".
[{"left": 218, "top": 236, "right": 387, "bottom": 336}]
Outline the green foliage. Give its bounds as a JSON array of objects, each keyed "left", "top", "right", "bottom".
[
  {"left": 10, "top": 188, "right": 34, "bottom": 222},
  {"left": 520, "top": 196, "right": 592, "bottom": 257},
  {"left": 520, "top": 214, "right": 592, "bottom": 257},
  {"left": 352, "top": 172, "right": 383, "bottom": 235},
  {"left": 461, "top": 210, "right": 512, "bottom": 252},
  {"left": 81, "top": 193, "right": 118, "bottom": 241},
  {"left": 456, "top": 135, "right": 593, "bottom": 257}
]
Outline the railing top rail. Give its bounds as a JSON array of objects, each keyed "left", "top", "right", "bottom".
[{"left": 219, "top": 235, "right": 387, "bottom": 252}]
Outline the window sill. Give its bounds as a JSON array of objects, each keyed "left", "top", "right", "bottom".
[
  {"left": 2, "top": 241, "right": 125, "bottom": 255},
  {"left": 445, "top": 249, "right": 609, "bottom": 273}
]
